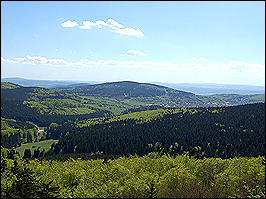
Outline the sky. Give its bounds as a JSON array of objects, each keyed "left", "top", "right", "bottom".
[{"left": 1, "top": 1, "right": 265, "bottom": 86}]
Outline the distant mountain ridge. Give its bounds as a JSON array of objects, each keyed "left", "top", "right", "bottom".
[
  {"left": 53, "top": 80, "right": 265, "bottom": 114},
  {"left": 153, "top": 82, "right": 265, "bottom": 95},
  {"left": 1, "top": 77, "right": 101, "bottom": 89},
  {"left": 1, "top": 77, "right": 264, "bottom": 95},
  {"left": 57, "top": 80, "right": 195, "bottom": 98}
]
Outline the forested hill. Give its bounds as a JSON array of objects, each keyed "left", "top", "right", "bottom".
[
  {"left": 56, "top": 81, "right": 265, "bottom": 108},
  {"left": 58, "top": 81, "right": 264, "bottom": 104},
  {"left": 1, "top": 82, "right": 73, "bottom": 101},
  {"left": 1, "top": 82, "right": 112, "bottom": 126},
  {"left": 48, "top": 103, "right": 265, "bottom": 159},
  {"left": 57, "top": 81, "right": 195, "bottom": 98}
]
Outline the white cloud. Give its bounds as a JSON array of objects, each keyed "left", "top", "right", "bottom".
[
  {"left": 185, "top": 57, "right": 197, "bottom": 61},
  {"left": 205, "top": 60, "right": 265, "bottom": 74},
  {"left": 185, "top": 57, "right": 208, "bottom": 61},
  {"left": 80, "top": 58, "right": 88, "bottom": 62},
  {"left": 14, "top": 55, "right": 69, "bottom": 66},
  {"left": 3, "top": 55, "right": 70, "bottom": 67},
  {"left": 61, "top": 18, "right": 143, "bottom": 38},
  {"left": 79, "top": 21, "right": 97, "bottom": 29},
  {"left": 120, "top": 49, "right": 147, "bottom": 56},
  {"left": 1, "top": 57, "right": 19, "bottom": 64},
  {"left": 90, "top": 52, "right": 94, "bottom": 56},
  {"left": 198, "top": 57, "right": 208, "bottom": 61},
  {"left": 80, "top": 58, "right": 265, "bottom": 73},
  {"left": 113, "top": 27, "right": 144, "bottom": 38},
  {"left": 3, "top": 55, "right": 264, "bottom": 74},
  {"left": 106, "top": 18, "right": 124, "bottom": 29},
  {"left": 120, "top": 60, "right": 146, "bottom": 69},
  {"left": 105, "top": 18, "right": 144, "bottom": 38},
  {"left": 61, "top": 20, "right": 79, "bottom": 27},
  {"left": 96, "top": 20, "right": 106, "bottom": 28}
]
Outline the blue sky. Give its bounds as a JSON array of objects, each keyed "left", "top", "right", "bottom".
[{"left": 1, "top": 1, "right": 265, "bottom": 86}]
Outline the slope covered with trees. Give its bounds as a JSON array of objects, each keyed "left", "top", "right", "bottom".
[
  {"left": 1, "top": 118, "right": 39, "bottom": 148},
  {"left": 57, "top": 81, "right": 194, "bottom": 98},
  {"left": 47, "top": 103, "right": 265, "bottom": 159},
  {"left": 1, "top": 82, "right": 112, "bottom": 126},
  {"left": 56, "top": 81, "right": 265, "bottom": 114}
]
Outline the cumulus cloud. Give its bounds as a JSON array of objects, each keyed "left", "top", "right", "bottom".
[
  {"left": 13, "top": 55, "right": 69, "bottom": 66},
  {"left": 1, "top": 57, "right": 19, "bottom": 64},
  {"left": 2, "top": 55, "right": 264, "bottom": 74},
  {"left": 96, "top": 20, "right": 106, "bottom": 28},
  {"left": 61, "top": 18, "right": 144, "bottom": 38},
  {"left": 113, "top": 27, "right": 144, "bottom": 38},
  {"left": 106, "top": 18, "right": 124, "bottom": 29},
  {"left": 205, "top": 60, "right": 265, "bottom": 74},
  {"left": 120, "top": 49, "right": 147, "bottom": 56},
  {"left": 198, "top": 57, "right": 208, "bottom": 61},
  {"left": 80, "top": 58, "right": 88, "bottom": 62},
  {"left": 61, "top": 20, "right": 79, "bottom": 27},
  {"left": 79, "top": 21, "right": 97, "bottom": 29},
  {"left": 1, "top": 55, "right": 88, "bottom": 67}
]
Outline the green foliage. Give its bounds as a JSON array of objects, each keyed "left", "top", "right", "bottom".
[
  {"left": 1, "top": 150, "right": 264, "bottom": 198},
  {"left": 1, "top": 117, "right": 40, "bottom": 148},
  {"left": 209, "top": 94, "right": 265, "bottom": 105},
  {"left": 1, "top": 159, "right": 60, "bottom": 198},
  {"left": 242, "top": 183, "right": 265, "bottom": 198},
  {"left": 1, "top": 84, "right": 113, "bottom": 126},
  {"left": 23, "top": 98, "right": 99, "bottom": 115},
  {"left": 1, "top": 82, "right": 22, "bottom": 89},
  {"left": 1, "top": 82, "right": 265, "bottom": 198},
  {"left": 56, "top": 81, "right": 265, "bottom": 115}
]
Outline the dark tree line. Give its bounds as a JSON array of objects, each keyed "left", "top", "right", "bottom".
[{"left": 48, "top": 103, "right": 265, "bottom": 159}]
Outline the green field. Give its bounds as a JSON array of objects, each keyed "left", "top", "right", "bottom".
[{"left": 15, "top": 139, "right": 59, "bottom": 157}]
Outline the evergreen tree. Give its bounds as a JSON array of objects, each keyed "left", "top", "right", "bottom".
[
  {"left": 2, "top": 160, "right": 59, "bottom": 198},
  {"left": 23, "top": 149, "right": 31, "bottom": 159}
]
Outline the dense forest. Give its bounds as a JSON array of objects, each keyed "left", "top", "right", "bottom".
[
  {"left": 46, "top": 103, "right": 265, "bottom": 159},
  {"left": 1, "top": 147, "right": 265, "bottom": 198}
]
